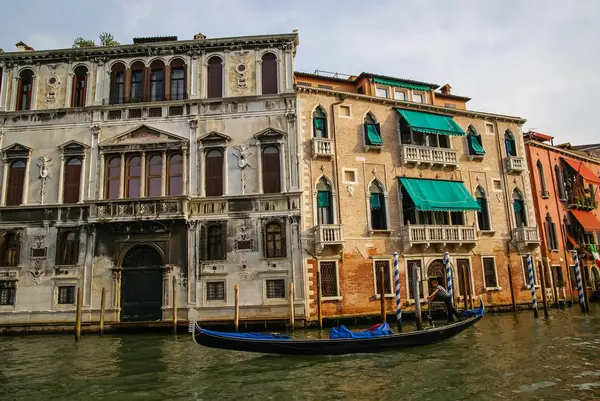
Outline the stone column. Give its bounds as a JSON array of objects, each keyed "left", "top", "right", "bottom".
[
  {"left": 188, "top": 119, "right": 198, "bottom": 196},
  {"left": 85, "top": 71, "right": 92, "bottom": 107},
  {"left": 287, "top": 113, "right": 298, "bottom": 190},
  {"left": 64, "top": 72, "right": 74, "bottom": 108},
  {"left": 30, "top": 65, "right": 40, "bottom": 110},
  {"left": 79, "top": 153, "right": 87, "bottom": 203},
  {"left": 140, "top": 151, "right": 146, "bottom": 197},
  {"left": 190, "top": 52, "right": 199, "bottom": 99},
  {"left": 57, "top": 154, "right": 65, "bottom": 203},
  {"left": 89, "top": 125, "right": 101, "bottom": 200},
  {"left": 256, "top": 141, "right": 263, "bottom": 194},
  {"left": 200, "top": 51, "right": 207, "bottom": 99},
  {"left": 276, "top": 57, "right": 282, "bottom": 94},
  {"left": 198, "top": 147, "right": 205, "bottom": 197},
  {"left": 279, "top": 140, "right": 287, "bottom": 192},
  {"left": 0, "top": 65, "right": 9, "bottom": 111},
  {"left": 256, "top": 58, "right": 263, "bottom": 96},
  {"left": 97, "top": 152, "right": 105, "bottom": 200},
  {"left": 284, "top": 44, "right": 293, "bottom": 92},
  {"left": 161, "top": 150, "right": 167, "bottom": 196},
  {"left": 221, "top": 57, "right": 227, "bottom": 98},
  {"left": 182, "top": 149, "right": 188, "bottom": 195},
  {"left": 22, "top": 152, "right": 31, "bottom": 205},
  {"left": 223, "top": 147, "right": 228, "bottom": 195},
  {"left": 10, "top": 76, "right": 19, "bottom": 111},
  {"left": 119, "top": 153, "right": 125, "bottom": 199},
  {"left": 0, "top": 156, "right": 8, "bottom": 206},
  {"left": 95, "top": 61, "right": 107, "bottom": 105}
]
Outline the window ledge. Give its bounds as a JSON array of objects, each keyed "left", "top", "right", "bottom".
[
  {"left": 374, "top": 294, "right": 396, "bottom": 299},
  {"left": 541, "top": 194, "right": 550, "bottom": 199},
  {"left": 364, "top": 145, "right": 383, "bottom": 153},
  {"left": 322, "top": 296, "right": 342, "bottom": 301},
  {"left": 524, "top": 285, "right": 541, "bottom": 290},
  {"left": 369, "top": 229, "right": 393, "bottom": 235},
  {"left": 478, "top": 230, "right": 495, "bottom": 236},
  {"left": 484, "top": 287, "right": 502, "bottom": 292},
  {"left": 263, "top": 299, "right": 288, "bottom": 306},
  {"left": 550, "top": 249, "right": 560, "bottom": 253},
  {"left": 468, "top": 154, "right": 485, "bottom": 161}
]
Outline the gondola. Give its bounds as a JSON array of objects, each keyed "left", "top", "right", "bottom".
[{"left": 189, "top": 298, "right": 485, "bottom": 356}]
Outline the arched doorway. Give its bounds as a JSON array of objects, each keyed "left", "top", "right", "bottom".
[
  {"left": 592, "top": 266, "right": 600, "bottom": 290},
  {"left": 121, "top": 245, "right": 164, "bottom": 322},
  {"left": 427, "top": 259, "right": 447, "bottom": 295}
]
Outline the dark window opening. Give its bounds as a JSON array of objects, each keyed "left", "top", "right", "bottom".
[
  {"left": 262, "top": 146, "right": 281, "bottom": 193},
  {"left": 17, "top": 69, "right": 34, "bottom": 111},
  {"left": 0, "top": 281, "right": 16, "bottom": 306},
  {"left": 206, "top": 281, "right": 225, "bottom": 301},
  {"left": 266, "top": 279, "right": 285, "bottom": 298},
  {"left": 6, "top": 160, "right": 26, "bottom": 206},
  {"left": 207, "top": 56, "right": 223, "bottom": 98},
  {"left": 320, "top": 261, "right": 338, "bottom": 297},
  {"left": 505, "top": 131, "right": 517, "bottom": 157},
  {"left": 130, "top": 63, "right": 145, "bottom": 102},
  {"left": 265, "top": 222, "right": 285, "bottom": 258},
  {"left": 205, "top": 149, "right": 223, "bottom": 196},
  {"left": 105, "top": 157, "right": 121, "bottom": 199},
  {"left": 206, "top": 225, "right": 224, "bottom": 261},
  {"left": 483, "top": 257, "right": 498, "bottom": 287},
  {"left": 1, "top": 232, "right": 20, "bottom": 267},
  {"left": 72, "top": 66, "right": 88, "bottom": 107},
  {"left": 56, "top": 231, "right": 79, "bottom": 266},
  {"left": 261, "top": 53, "right": 278, "bottom": 95},
  {"left": 374, "top": 260, "right": 392, "bottom": 295},
  {"left": 370, "top": 181, "right": 387, "bottom": 230},
  {"left": 313, "top": 108, "right": 327, "bottom": 138},
  {"left": 58, "top": 286, "right": 76, "bottom": 304},
  {"left": 63, "top": 157, "right": 82, "bottom": 203},
  {"left": 475, "top": 186, "right": 491, "bottom": 230},
  {"left": 109, "top": 63, "right": 126, "bottom": 104},
  {"left": 150, "top": 63, "right": 165, "bottom": 101},
  {"left": 407, "top": 261, "right": 424, "bottom": 299},
  {"left": 513, "top": 190, "right": 527, "bottom": 227},
  {"left": 316, "top": 178, "right": 333, "bottom": 224}
]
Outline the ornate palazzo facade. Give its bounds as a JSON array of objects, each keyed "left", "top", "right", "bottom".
[{"left": 0, "top": 32, "right": 304, "bottom": 326}]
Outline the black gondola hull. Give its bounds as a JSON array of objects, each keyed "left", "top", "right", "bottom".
[{"left": 193, "top": 315, "right": 483, "bottom": 356}]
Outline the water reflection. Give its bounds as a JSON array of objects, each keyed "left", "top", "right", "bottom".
[{"left": 1, "top": 307, "right": 600, "bottom": 400}]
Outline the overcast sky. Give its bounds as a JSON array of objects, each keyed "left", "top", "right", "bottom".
[{"left": 1, "top": 0, "right": 598, "bottom": 144}]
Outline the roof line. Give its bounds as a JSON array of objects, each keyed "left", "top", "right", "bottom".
[{"left": 526, "top": 140, "right": 600, "bottom": 165}]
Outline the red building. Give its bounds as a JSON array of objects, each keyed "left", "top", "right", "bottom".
[{"left": 524, "top": 132, "right": 600, "bottom": 302}]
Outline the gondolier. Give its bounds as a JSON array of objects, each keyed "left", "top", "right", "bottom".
[{"left": 428, "top": 279, "right": 461, "bottom": 323}]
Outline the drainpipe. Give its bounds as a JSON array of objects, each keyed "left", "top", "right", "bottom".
[
  {"left": 546, "top": 148, "right": 571, "bottom": 304},
  {"left": 331, "top": 96, "right": 345, "bottom": 236}
]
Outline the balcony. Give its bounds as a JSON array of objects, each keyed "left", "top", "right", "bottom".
[
  {"left": 401, "top": 224, "right": 477, "bottom": 250},
  {"left": 400, "top": 145, "right": 458, "bottom": 168},
  {"left": 103, "top": 93, "right": 189, "bottom": 106},
  {"left": 312, "top": 138, "right": 334, "bottom": 158},
  {"left": 314, "top": 224, "right": 344, "bottom": 253},
  {"left": 513, "top": 226, "right": 541, "bottom": 248},
  {"left": 88, "top": 197, "right": 188, "bottom": 222},
  {"left": 506, "top": 156, "right": 525, "bottom": 173},
  {"left": 568, "top": 196, "right": 598, "bottom": 211},
  {"left": 187, "top": 194, "right": 301, "bottom": 217}
]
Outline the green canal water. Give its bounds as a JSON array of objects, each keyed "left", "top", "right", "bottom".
[{"left": 2, "top": 308, "right": 600, "bottom": 401}]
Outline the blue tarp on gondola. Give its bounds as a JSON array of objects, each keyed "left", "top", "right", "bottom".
[
  {"left": 329, "top": 323, "right": 394, "bottom": 339},
  {"left": 202, "top": 329, "right": 292, "bottom": 340}
]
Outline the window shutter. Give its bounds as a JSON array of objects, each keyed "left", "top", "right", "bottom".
[
  {"left": 63, "top": 162, "right": 82, "bottom": 203},
  {"left": 261, "top": 54, "right": 278, "bottom": 95},
  {"left": 6, "top": 165, "right": 25, "bottom": 206},
  {"left": 199, "top": 224, "right": 207, "bottom": 261},
  {"left": 261, "top": 148, "right": 281, "bottom": 193},
  {"left": 220, "top": 222, "right": 227, "bottom": 260},
  {"left": 205, "top": 151, "right": 223, "bottom": 196},
  {"left": 280, "top": 221, "right": 287, "bottom": 258},
  {"left": 207, "top": 60, "right": 223, "bottom": 98}
]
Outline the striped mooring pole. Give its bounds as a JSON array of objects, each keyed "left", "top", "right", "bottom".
[
  {"left": 572, "top": 250, "right": 587, "bottom": 313},
  {"left": 444, "top": 252, "right": 453, "bottom": 304},
  {"left": 393, "top": 252, "right": 402, "bottom": 332},
  {"left": 526, "top": 253, "right": 538, "bottom": 318}
]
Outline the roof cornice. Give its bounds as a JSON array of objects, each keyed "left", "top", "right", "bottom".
[
  {"left": 0, "top": 32, "right": 298, "bottom": 64},
  {"left": 295, "top": 85, "right": 526, "bottom": 124},
  {"left": 526, "top": 140, "right": 600, "bottom": 165}
]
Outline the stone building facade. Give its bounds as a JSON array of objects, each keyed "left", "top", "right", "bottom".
[
  {"left": 0, "top": 32, "right": 304, "bottom": 327},
  {"left": 296, "top": 71, "right": 543, "bottom": 319},
  {"left": 524, "top": 131, "right": 600, "bottom": 302}
]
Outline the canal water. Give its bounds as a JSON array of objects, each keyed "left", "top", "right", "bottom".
[{"left": 1, "top": 307, "right": 600, "bottom": 401}]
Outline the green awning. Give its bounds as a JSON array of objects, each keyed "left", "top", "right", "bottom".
[
  {"left": 468, "top": 135, "right": 486, "bottom": 156},
  {"left": 317, "top": 191, "right": 329, "bottom": 208},
  {"left": 396, "top": 109, "right": 465, "bottom": 136},
  {"left": 314, "top": 117, "right": 325, "bottom": 130},
  {"left": 366, "top": 123, "right": 383, "bottom": 146},
  {"left": 373, "top": 77, "right": 430, "bottom": 91},
  {"left": 399, "top": 177, "right": 480, "bottom": 212},
  {"left": 370, "top": 193, "right": 381, "bottom": 209}
]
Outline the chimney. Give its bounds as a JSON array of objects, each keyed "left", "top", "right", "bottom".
[
  {"left": 15, "top": 41, "right": 34, "bottom": 51},
  {"left": 193, "top": 32, "right": 206, "bottom": 40},
  {"left": 440, "top": 84, "right": 452, "bottom": 95}
]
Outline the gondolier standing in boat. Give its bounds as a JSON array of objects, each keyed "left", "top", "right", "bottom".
[{"left": 427, "top": 279, "right": 461, "bottom": 324}]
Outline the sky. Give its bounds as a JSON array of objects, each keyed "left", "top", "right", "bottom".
[{"left": 1, "top": 0, "right": 599, "bottom": 144}]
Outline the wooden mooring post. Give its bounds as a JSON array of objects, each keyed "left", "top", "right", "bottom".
[
  {"left": 538, "top": 261, "right": 549, "bottom": 319},
  {"left": 461, "top": 267, "right": 469, "bottom": 311},
  {"left": 411, "top": 264, "right": 423, "bottom": 331},
  {"left": 75, "top": 287, "right": 82, "bottom": 341},
  {"left": 99, "top": 287, "right": 106, "bottom": 335},
  {"left": 317, "top": 271, "right": 323, "bottom": 330},
  {"left": 507, "top": 263, "right": 517, "bottom": 313},
  {"left": 379, "top": 263, "right": 386, "bottom": 324},
  {"left": 289, "top": 282, "right": 295, "bottom": 331},
  {"left": 234, "top": 284, "right": 240, "bottom": 332}
]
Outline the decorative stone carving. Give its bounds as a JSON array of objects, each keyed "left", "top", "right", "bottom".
[
  {"left": 233, "top": 144, "right": 253, "bottom": 193},
  {"left": 29, "top": 261, "right": 45, "bottom": 284},
  {"left": 347, "top": 184, "right": 355, "bottom": 197},
  {"left": 37, "top": 157, "right": 53, "bottom": 204}
]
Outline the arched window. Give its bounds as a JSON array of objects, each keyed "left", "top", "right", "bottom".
[
  {"left": 316, "top": 177, "right": 333, "bottom": 224},
  {"left": 6, "top": 160, "right": 26, "bottom": 206},
  {"left": 146, "top": 155, "right": 162, "bottom": 197},
  {"left": 555, "top": 165, "right": 567, "bottom": 200},
  {"left": 150, "top": 60, "right": 165, "bottom": 102},
  {"left": 205, "top": 149, "right": 223, "bottom": 196},
  {"left": 475, "top": 186, "right": 491, "bottom": 231},
  {"left": 72, "top": 66, "right": 88, "bottom": 107},
  {"left": 364, "top": 113, "right": 382, "bottom": 146},
  {"left": 109, "top": 62, "right": 126, "bottom": 104},
  {"left": 369, "top": 181, "right": 387, "bottom": 230},
  {"left": 262, "top": 146, "right": 281, "bottom": 193},
  {"left": 504, "top": 130, "right": 517, "bottom": 157},
  {"left": 261, "top": 53, "right": 278, "bottom": 95},
  {"left": 313, "top": 107, "right": 327, "bottom": 138},
  {"left": 105, "top": 157, "right": 121, "bottom": 199},
  {"left": 544, "top": 213, "right": 559, "bottom": 250},
  {"left": 513, "top": 189, "right": 527, "bottom": 228},
  {"left": 17, "top": 69, "right": 34, "bottom": 111},
  {"left": 63, "top": 157, "right": 82, "bottom": 203},
  {"left": 170, "top": 58, "right": 186, "bottom": 100},
  {"left": 206, "top": 224, "right": 224, "bottom": 260},
  {"left": 207, "top": 56, "right": 223, "bottom": 99},
  {"left": 126, "top": 156, "right": 141, "bottom": 198},
  {"left": 168, "top": 154, "right": 183, "bottom": 196},
  {"left": 57, "top": 231, "right": 79, "bottom": 266},
  {"left": 265, "top": 221, "right": 286, "bottom": 258},
  {"left": 467, "top": 126, "right": 485, "bottom": 156},
  {"left": 537, "top": 160, "right": 548, "bottom": 196},
  {"left": 130, "top": 61, "right": 145, "bottom": 102},
  {"left": 1, "top": 232, "right": 20, "bottom": 267}
]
